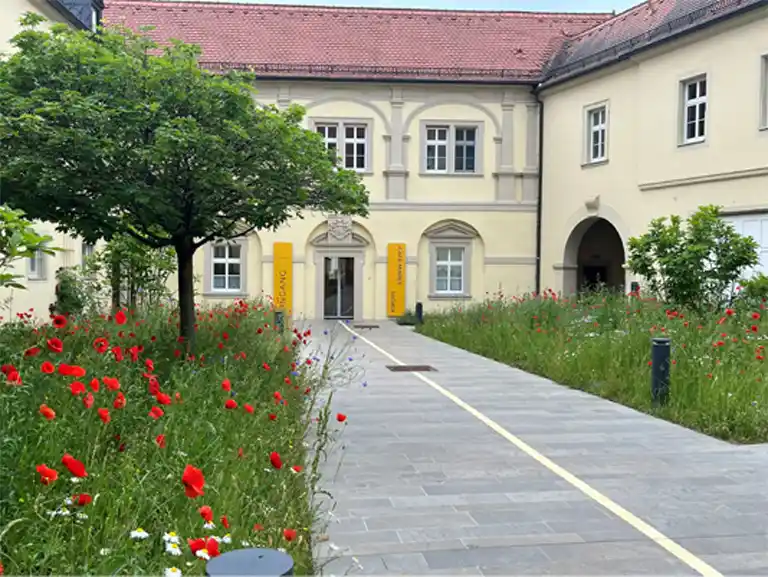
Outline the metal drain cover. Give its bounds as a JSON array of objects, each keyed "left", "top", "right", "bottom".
[
  {"left": 353, "top": 324, "right": 380, "bottom": 329},
  {"left": 386, "top": 364, "right": 437, "bottom": 372}
]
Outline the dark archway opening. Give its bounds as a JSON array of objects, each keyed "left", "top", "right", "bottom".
[{"left": 563, "top": 217, "right": 626, "bottom": 294}]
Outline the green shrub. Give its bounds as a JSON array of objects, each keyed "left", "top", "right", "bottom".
[
  {"left": 418, "top": 291, "right": 768, "bottom": 443},
  {"left": 0, "top": 300, "right": 347, "bottom": 575}
]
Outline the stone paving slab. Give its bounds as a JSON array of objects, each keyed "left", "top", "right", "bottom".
[{"left": 310, "top": 321, "right": 768, "bottom": 576}]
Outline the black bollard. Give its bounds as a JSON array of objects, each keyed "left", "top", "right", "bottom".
[
  {"left": 206, "top": 548, "right": 294, "bottom": 577},
  {"left": 274, "top": 311, "right": 284, "bottom": 331},
  {"left": 415, "top": 302, "right": 424, "bottom": 325},
  {"left": 651, "top": 337, "right": 671, "bottom": 406}
]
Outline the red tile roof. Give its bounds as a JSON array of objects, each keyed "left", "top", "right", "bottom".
[
  {"left": 103, "top": 1, "right": 612, "bottom": 82},
  {"left": 545, "top": 0, "right": 767, "bottom": 85}
]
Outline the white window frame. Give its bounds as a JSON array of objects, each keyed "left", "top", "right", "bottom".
[
  {"left": 311, "top": 119, "right": 372, "bottom": 174},
  {"left": 681, "top": 75, "right": 708, "bottom": 144},
  {"left": 81, "top": 242, "right": 95, "bottom": 267},
  {"left": 420, "top": 121, "right": 484, "bottom": 176},
  {"left": 585, "top": 104, "right": 608, "bottom": 163},
  {"left": 211, "top": 243, "right": 242, "bottom": 293},
  {"left": 434, "top": 246, "right": 465, "bottom": 295},
  {"left": 760, "top": 54, "right": 768, "bottom": 130},
  {"left": 27, "top": 249, "right": 46, "bottom": 281},
  {"left": 425, "top": 126, "right": 449, "bottom": 173}
]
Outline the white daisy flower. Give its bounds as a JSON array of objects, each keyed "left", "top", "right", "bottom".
[
  {"left": 240, "top": 540, "right": 252, "bottom": 547},
  {"left": 195, "top": 548, "right": 210, "bottom": 561},
  {"left": 209, "top": 536, "right": 222, "bottom": 543},
  {"left": 164, "top": 567, "right": 182, "bottom": 577},
  {"left": 221, "top": 534, "right": 232, "bottom": 544},
  {"left": 70, "top": 477, "right": 82, "bottom": 484},
  {"left": 48, "top": 507, "right": 71, "bottom": 518},
  {"left": 165, "top": 543, "right": 183, "bottom": 556},
  {"left": 163, "top": 532, "right": 181, "bottom": 544},
  {"left": 203, "top": 521, "right": 216, "bottom": 530},
  {"left": 75, "top": 512, "right": 88, "bottom": 520},
  {"left": 99, "top": 548, "right": 111, "bottom": 556},
  {"left": 130, "top": 528, "right": 150, "bottom": 540},
  {"left": 63, "top": 497, "right": 73, "bottom": 506}
]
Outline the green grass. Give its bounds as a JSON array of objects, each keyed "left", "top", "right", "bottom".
[
  {"left": 0, "top": 300, "right": 345, "bottom": 575},
  {"left": 417, "top": 291, "right": 768, "bottom": 444}
]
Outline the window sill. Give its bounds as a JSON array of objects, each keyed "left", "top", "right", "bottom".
[
  {"left": 760, "top": 125, "right": 768, "bottom": 132},
  {"left": 203, "top": 292, "right": 249, "bottom": 298},
  {"left": 678, "top": 138, "right": 706, "bottom": 147},
  {"left": 428, "top": 293, "right": 472, "bottom": 301},
  {"left": 581, "top": 159, "right": 609, "bottom": 169},
  {"left": 26, "top": 277, "right": 47, "bottom": 282},
  {"left": 351, "top": 170, "right": 374, "bottom": 177},
  {"left": 419, "top": 172, "right": 484, "bottom": 178}
]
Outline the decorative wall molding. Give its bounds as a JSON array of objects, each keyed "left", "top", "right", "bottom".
[
  {"left": 369, "top": 201, "right": 537, "bottom": 212},
  {"left": 402, "top": 98, "right": 502, "bottom": 135},
  {"left": 639, "top": 166, "right": 768, "bottom": 191},
  {"left": 423, "top": 219, "right": 480, "bottom": 239},
  {"left": 303, "top": 96, "right": 392, "bottom": 134},
  {"left": 484, "top": 256, "right": 537, "bottom": 265}
]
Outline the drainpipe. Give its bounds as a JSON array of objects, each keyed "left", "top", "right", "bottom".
[{"left": 533, "top": 88, "right": 544, "bottom": 296}]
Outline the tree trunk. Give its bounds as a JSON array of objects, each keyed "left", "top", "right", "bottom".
[
  {"left": 176, "top": 237, "right": 196, "bottom": 353},
  {"left": 110, "top": 258, "right": 121, "bottom": 312}
]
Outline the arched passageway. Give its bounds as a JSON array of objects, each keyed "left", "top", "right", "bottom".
[{"left": 562, "top": 217, "right": 626, "bottom": 294}]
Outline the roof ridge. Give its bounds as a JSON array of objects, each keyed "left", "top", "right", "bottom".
[
  {"left": 567, "top": 0, "right": 667, "bottom": 41},
  {"left": 107, "top": 0, "right": 614, "bottom": 19}
]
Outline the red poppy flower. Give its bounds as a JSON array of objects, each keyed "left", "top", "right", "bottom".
[
  {"left": 113, "top": 392, "right": 126, "bottom": 409},
  {"left": 155, "top": 392, "right": 171, "bottom": 405},
  {"left": 206, "top": 538, "right": 220, "bottom": 558},
  {"left": 24, "top": 346, "right": 41, "bottom": 357},
  {"left": 103, "top": 377, "right": 120, "bottom": 391},
  {"left": 82, "top": 392, "right": 94, "bottom": 409},
  {"left": 39, "top": 404, "right": 56, "bottom": 420},
  {"left": 244, "top": 403, "right": 254, "bottom": 414},
  {"left": 46, "top": 338, "right": 63, "bottom": 354},
  {"left": 148, "top": 406, "right": 164, "bottom": 420},
  {"left": 220, "top": 515, "right": 230, "bottom": 529},
  {"left": 262, "top": 363, "right": 271, "bottom": 371},
  {"left": 36, "top": 464, "right": 58, "bottom": 485},
  {"left": 97, "top": 408, "right": 111, "bottom": 423},
  {"left": 188, "top": 538, "right": 206, "bottom": 554},
  {"left": 283, "top": 529, "right": 297, "bottom": 542},
  {"left": 52, "top": 315, "right": 67, "bottom": 329},
  {"left": 253, "top": 523, "right": 264, "bottom": 532},
  {"left": 221, "top": 379, "right": 231, "bottom": 392},
  {"left": 291, "top": 465, "right": 303, "bottom": 473},
  {"left": 93, "top": 338, "right": 109, "bottom": 354},
  {"left": 269, "top": 451, "right": 283, "bottom": 469},
  {"left": 7, "top": 370, "right": 21, "bottom": 385},
  {"left": 182, "top": 464, "right": 205, "bottom": 498},
  {"left": 199, "top": 505, "right": 213, "bottom": 523},
  {"left": 59, "top": 364, "right": 86, "bottom": 378},
  {"left": 145, "top": 359, "right": 154, "bottom": 372},
  {"left": 41, "top": 361, "right": 55, "bottom": 374},
  {"left": 224, "top": 399, "right": 238, "bottom": 410},
  {"left": 337, "top": 413, "right": 347, "bottom": 423},
  {"left": 155, "top": 434, "right": 166, "bottom": 448},
  {"left": 89, "top": 378, "right": 100, "bottom": 392},
  {"left": 269, "top": 413, "right": 277, "bottom": 421},
  {"left": 114, "top": 310, "right": 127, "bottom": 325},
  {"left": 62, "top": 454, "right": 88, "bottom": 477},
  {"left": 73, "top": 493, "right": 92, "bottom": 506},
  {"left": 69, "top": 381, "right": 86, "bottom": 396}
]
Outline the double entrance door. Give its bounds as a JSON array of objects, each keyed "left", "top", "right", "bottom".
[{"left": 323, "top": 256, "right": 354, "bottom": 319}]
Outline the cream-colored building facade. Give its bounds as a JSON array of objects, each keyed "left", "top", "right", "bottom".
[
  {"left": 539, "top": 2, "right": 768, "bottom": 295},
  {"left": 5, "top": 0, "right": 768, "bottom": 320},
  {"left": 195, "top": 81, "right": 542, "bottom": 320}
]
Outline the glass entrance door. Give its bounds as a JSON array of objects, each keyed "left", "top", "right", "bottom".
[{"left": 323, "top": 257, "right": 355, "bottom": 319}]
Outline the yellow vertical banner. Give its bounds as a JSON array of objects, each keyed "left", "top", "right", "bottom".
[
  {"left": 273, "top": 242, "right": 293, "bottom": 314},
  {"left": 387, "top": 243, "right": 406, "bottom": 317}
]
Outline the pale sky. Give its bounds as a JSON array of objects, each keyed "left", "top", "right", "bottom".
[{"left": 170, "top": 0, "right": 639, "bottom": 14}]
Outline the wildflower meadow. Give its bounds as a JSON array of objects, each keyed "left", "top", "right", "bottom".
[
  {"left": 418, "top": 291, "right": 768, "bottom": 444},
  {"left": 0, "top": 301, "right": 348, "bottom": 575}
]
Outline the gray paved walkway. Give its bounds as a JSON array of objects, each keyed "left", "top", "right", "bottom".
[{"left": 310, "top": 321, "right": 768, "bottom": 576}]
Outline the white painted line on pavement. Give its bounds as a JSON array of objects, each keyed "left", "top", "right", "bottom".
[{"left": 339, "top": 321, "right": 723, "bottom": 577}]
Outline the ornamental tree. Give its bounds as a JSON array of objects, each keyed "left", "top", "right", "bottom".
[{"left": 0, "top": 15, "right": 368, "bottom": 346}]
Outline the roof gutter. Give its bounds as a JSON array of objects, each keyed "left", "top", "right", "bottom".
[
  {"left": 45, "top": 0, "right": 87, "bottom": 29},
  {"left": 540, "top": 0, "right": 768, "bottom": 92},
  {"left": 534, "top": 88, "right": 544, "bottom": 296}
]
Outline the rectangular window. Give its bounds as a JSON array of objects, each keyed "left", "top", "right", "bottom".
[
  {"left": 211, "top": 243, "right": 241, "bottom": 292},
  {"left": 27, "top": 249, "right": 45, "bottom": 280},
  {"left": 81, "top": 242, "right": 95, "bottom": 267},
  {"left": 434, "top": 247, "right": 464, "bottom": 294},
  {"left": 423, "top": 123, "right": 481, "bottom": 174},
  {"left": 586, "top": 106, "right": 607, "bottom": 162},
  {"left": 454, "top": 127, "right": 477, "bottom": 173},
  {"left": 315, "top": 122, "right": 369, "bottom": 172},
  {"left": 682, "top": 76, "right": 707, "bottom": 143},
  {"left": 761, "top": 55, "right": 768, "bottom": 129},
  {"left": 425, "top": 126, "right": 448, "bottom": 172}
]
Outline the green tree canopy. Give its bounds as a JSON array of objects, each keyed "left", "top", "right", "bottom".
[{"left": 0, "top": 14, "right": 368, "bottom": 344}]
